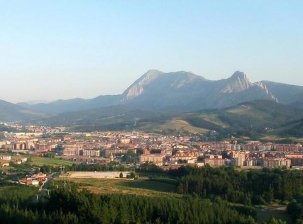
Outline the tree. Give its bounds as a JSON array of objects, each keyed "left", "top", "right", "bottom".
[{"left": 267, "top": 217, "right": 286, "bottom": 224}]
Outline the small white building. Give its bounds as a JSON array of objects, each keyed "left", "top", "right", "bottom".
[
  {"left": 32, "top": 180, "right": 39, "bottom": 187},
  {"left": 0, "top": 155, "right": 11, "bottom": 161}
]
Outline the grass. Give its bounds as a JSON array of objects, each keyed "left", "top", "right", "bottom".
[
  {"left": 29, "top": 156, "right": 76, "bottom": 167},
  {"left": 118, "top": 179, "right": 177, "bottom": 192},
  {"left": 156, "top": 119, "right": 209, "bottom": 134},
  {"left": 54, "top": 177, "right": 179, "bottom": 198},
  {"left": 227, "top": 106, "right": 268, "bottom": 117},
  {"left": 256, "top": 206, "right": 292, "bottom": 224},
  {"left": 235, "top": 166, "right": 263, "bottom": 171},
  {"left": 196, "top": 113, "right": 229, "bottom": 128}
]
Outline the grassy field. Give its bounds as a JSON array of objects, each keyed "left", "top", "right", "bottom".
[
  {"left": 196, "top": 113, "right": 229, "bottom": 128},
  {"left": 29, "top": 156, "right": 76, "bottom": 167},
  {"left": 154, "top": 118, "right": 209, "bottom": 134},
  {"left": 235, "top": 166, "right": 263, "bottom": 171},
  {"left": 55, "top": 176, "right": 179, "bottom": 198},
  {"left": 256, "top": 206, "right": 292, "bottom": 224},
  {"left": 227, "top": 106, "right": 270, "bottom": 119}
]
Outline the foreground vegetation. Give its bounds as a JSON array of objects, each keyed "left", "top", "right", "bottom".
[
  {"left": 2, "top": 162, "right": 303, "bottom": 223},
  {"left": 0, "top": 183, "right": 256, "bottom": 224}
]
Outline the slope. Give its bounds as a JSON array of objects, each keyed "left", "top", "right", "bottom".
[
  {"left": 261, "top": 81, "right": 303, "bottom": 104},
  {"left": 0, "top": 99, "right": 44, "bottom": 122},
  {"left": 23, "top": 70, "right": 278, "bottom": 114},
  {"left": 181, "top": 100, "right": 303, "bottom": 134},
  {"left": 35, "top": 105, "right": 172, "bottom": 132}
]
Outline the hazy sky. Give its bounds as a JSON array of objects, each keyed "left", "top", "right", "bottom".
[{"left": 1, "top": 1, "right": 303, "bottom": 103}]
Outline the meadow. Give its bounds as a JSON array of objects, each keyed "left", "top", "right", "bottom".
[
  {"left": 29, "top": 156, "right": 76, "bottom": 167},
  {"left": 256, "top": 206, "right": 292, "bottom": 224},
  {"left": 54, "top": 175, "right": 179, "bottom": 198}
]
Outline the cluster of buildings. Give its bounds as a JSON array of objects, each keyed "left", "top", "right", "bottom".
[
  {"left": 137, "top": 139, "right": 303, "bottom": 169},
  {"left": 0, "top": 155, "right": 27, "bottom": 167},
  {"left": 0, "top": 122, "right": 65, "bottom": 133},
  {"left": 19, "top": 172, "right": 47, "bottom": 187},
  {"left": 1, "top": 123, "right": 303, "bottom": 169}
]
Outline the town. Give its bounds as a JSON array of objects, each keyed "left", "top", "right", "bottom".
[{"left": 1, "top": 122, "right": 302, "bottom": 171}]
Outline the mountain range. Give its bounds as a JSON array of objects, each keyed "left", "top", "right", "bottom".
[
  {"left": 16, "top": 70, "right": 303, "bottom": 115},
  {"left": 1, "top": 70, "right": 303, "bottom": 124},
  {"left": 29, "top": 100, "right": 303, "bottom": 139},
  {"left": 0, "top": 99, "right": 44, "bottom": 122}
]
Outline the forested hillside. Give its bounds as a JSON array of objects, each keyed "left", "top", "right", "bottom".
[
  {"left": 0, "top": 183, "right": 252, "bottom": 224},
  {"left": 183, "top": 100, "right": 303, "bottom": 134}
]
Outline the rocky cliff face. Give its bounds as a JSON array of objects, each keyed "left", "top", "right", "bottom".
[
  {"left": 261, "top": 81, "right": 303, "bottom": 104},
  {"left": 220, "top": 71, "right": 252, "bottom": 93},
  {"left": 120, "top": 70, "right": 277, "bottom": 111},
  {"left": 122, "top": 70, "right": 163, "bottom": 100}
]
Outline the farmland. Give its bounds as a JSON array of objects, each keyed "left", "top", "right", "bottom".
[{"left": 54, "top": 172, "right": 178, "bottom": 198}]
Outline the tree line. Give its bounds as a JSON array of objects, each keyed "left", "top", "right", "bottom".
[
  {"left": 166, "top": 165, "right": 303, "bottom": 205},
  {"left": 0, "top": 183, "right": 257, "bottom": 224}
]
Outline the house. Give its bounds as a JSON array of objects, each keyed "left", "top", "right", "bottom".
[
  {"left": 32, "top": 180, "right": 40, "bottom": 187},
  {"left": 0, "top": 160, "right": 10, "bottom": 167},
  {"left": 262, "top": 158, "right": 291, "bottom": 168},
  {"left": 203, "top": 155, "right": 225, "bottom": 167},
  {"left": 0, "top": 155, "right": 11, "bottom": 161},
  {"left": 139, "top": 154, "right": 164, "bottom": 166}
]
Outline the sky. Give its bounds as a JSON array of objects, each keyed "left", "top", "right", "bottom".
[{"left": 0, "top": 1, "right": 303, "bottom": 103}]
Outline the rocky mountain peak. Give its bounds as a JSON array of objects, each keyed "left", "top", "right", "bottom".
[
  {"left": 16, "top": 69, "right": 297, "bottom": 115},
  {"left": 140, "top": 69, "right": 163, "bottom": 81},
  {"left": 230, "top": 71, "right": 247, "bottom": 80},
  {"left": 122, "top": 70, "right": 163, "bottom": 100},
  {"left": 221, "top": 71, "right": 252, "bottom": 93}
]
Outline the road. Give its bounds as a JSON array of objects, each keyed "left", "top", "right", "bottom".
[{"left": 31, "top": 172, "right": 55, "bottom": 203}]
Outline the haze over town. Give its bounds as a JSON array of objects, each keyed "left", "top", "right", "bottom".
[{"left": 1, "top": 1, "right": 303, "bottom": 103}]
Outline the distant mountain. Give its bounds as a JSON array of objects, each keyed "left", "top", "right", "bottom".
[
  {"left": 179, "top": 100, "right": 303, "bottom": 134},
  {"left": 120, "top": 70, "right": 211, "bottom": 110},
  {"left": 35, "top": 100, "right": 303, "bottom": 136},
  {"left": 34, "top": 105, "right": 171, "bottom": 132},
  {"left": 23, "top": 70, "right": 281, "bottom": 114},
  {"left": 20, "top": 95, "right": 121, "bottom": 114},
  {"left": 120, "top": 70, "right": 276, "bottom": 111},
  {"left": 0, "top": 99, "right": 44, "bottom": 122},
  {"left": 288, "top": 91, "right": 303, "bottom": 109},
  {"left": 260, "top": 81, "right": 303, "bottom": 104},
  {"left": 21, "top": 100, "right": 53, "bottom": 105}
]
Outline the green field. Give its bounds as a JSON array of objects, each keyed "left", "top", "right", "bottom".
[
  {"left": 54, "top": 177, "right": 179, "bottom": 198},
  {"left": 157, "top": 119, "right": 209, "bottom": 134},
  {"left": 227, "top": 106, "right": 269, "bottom": 118},
  {"left": 256, "top": 206, "right": 292, "bottom": 224},
  {"left": 196, "top": 113, "right": 229, "bottom": 128},
  {"left": 29, "top": 156, "right": 76, "bottom": 166}
]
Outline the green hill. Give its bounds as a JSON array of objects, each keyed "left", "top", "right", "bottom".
[
  {"left": 35, "top": 105, "right": 172, "bottom": 132},
  {"left": 277, "top": 118, "right": 303, "bottom": 138},
  {"left": 180, "top": 100, "right": 303, "bottom": 134},
  {"left": 34, "top": 100, "right": 303, "bottom": 139}
]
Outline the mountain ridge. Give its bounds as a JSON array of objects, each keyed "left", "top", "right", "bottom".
[
  {"left": 15, "top": 70, "right": 302, "bottom": 115},
  {"left": 0, "top": 99, "right": 45, "bottom": 122},
  {"left": 0, "top": 69, "right": 299, "bottom": 124},
  {"left": 31, "top": 100, "right": 303, "bottom": 137}
]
